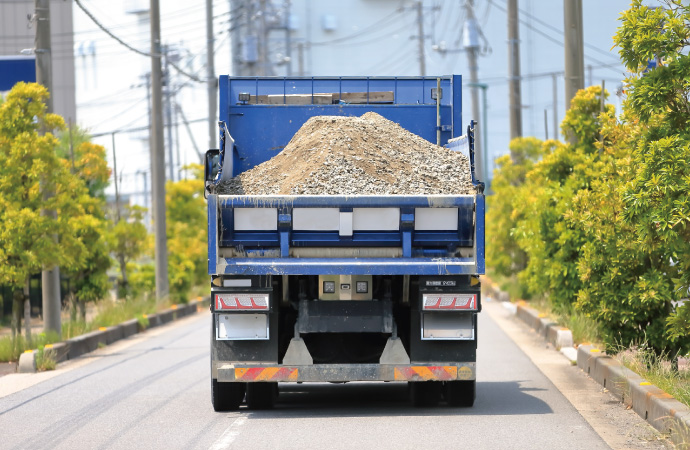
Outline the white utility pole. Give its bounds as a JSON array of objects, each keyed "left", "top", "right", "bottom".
[
  {"left": 206, "top": 0, "right": 217, "bottom": 149},
  {"left": 507, "top": 0, "right": 522, "bottom": 140},
  {"left": 35, "top": 0, "right": 62, "bottom": 336},
  {"left": 463, "top": 0, "right": 483, "bottom": 182},
  {"left": 150, "top": 0, "right": 169, "bottom": 301}
]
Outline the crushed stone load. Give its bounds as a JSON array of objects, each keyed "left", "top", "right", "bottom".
[{"left": 218, "top": 112, "right": 476, "bottom": 196}]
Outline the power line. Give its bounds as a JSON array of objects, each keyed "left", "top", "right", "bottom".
[
  {"left": 310, "top": 8, "right": 406, "bottom": 46},
  {"left": 316, "top": 20, "right": 417, "bottom": 48},
  {"left": 85, "top": 30, "right": 231, "bottom": 135},
  {"left": 73, "top": 0, "right": 204, "bottom": 83},
  {"left": 90, "top": 117, "right": 206, "bottom": 138},
  {"left": 488, "top": 0, "right": 623, "bottom": 75}
]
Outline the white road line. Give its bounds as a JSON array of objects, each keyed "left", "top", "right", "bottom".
[{"left": 208, "top": 415, "right": 247, "bottom": 450}]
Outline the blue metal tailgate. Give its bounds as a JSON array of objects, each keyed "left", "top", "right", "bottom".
[{"left": 208, "top": 194, "right": 485, "bottom": 276}]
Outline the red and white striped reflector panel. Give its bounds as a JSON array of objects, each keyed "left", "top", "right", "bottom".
[
  {"left": 216, "top": 293, "right": 269, "bottom": 310},
  {"left": 422, "top": 293, "right": 476, "bottom": 311}
]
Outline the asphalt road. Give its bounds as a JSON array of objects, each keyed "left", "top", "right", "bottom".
[{"left": 0, "top": 303, "right": 665, "bottom": 450}]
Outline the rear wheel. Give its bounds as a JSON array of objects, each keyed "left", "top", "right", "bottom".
[
  {"left": 212, "top": 379, "right": 245, "bottom": 412},
  {"left": 445, "top": 380, "right": 475, "bottom": 407},
  {"left": 246, "top": 382, "right": 278, "bottom": 410},
  {"left": 410, "top": 381, "right": 443, "bottom": 407}
]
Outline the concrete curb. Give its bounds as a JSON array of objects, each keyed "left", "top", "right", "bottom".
[
  {"left": 18, "top": 351, "right": 36, "bottom": 373},
  {"left": 485, "top": 279, "right": 575, "bottom": 354},
  {"left": 20, "top": 297, "right": 207, "bottom": 374},
  {"left": 485, "top": 278, "right": 690, "bottom": 444},
  {"left": 578, "top": 345, "right": 690, "bottom": 446},
  {"left": 513, "top": 302, "right": 574, "bottom": 351}
]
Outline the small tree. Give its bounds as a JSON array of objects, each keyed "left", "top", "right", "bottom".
[
  {"left": 614, "top": 0, "right": 690, "bottom": 354},
  {"left": 514, "top": 86, "right": 610, "bottom": 309},
  {"left": 166, "top": 165, "right": 206, "bottom": 303},
  {"left": 486, "top": 137, "right": 544, "bottom": 291},
  {"left": 58, "top": 132, "right": 112, "bottom": 321},
  {"left": 107, "top": 205, "right": 149, "bottom": 299},
  {"left": 0, "top": 83, "right": 89, "bottom": 339}
]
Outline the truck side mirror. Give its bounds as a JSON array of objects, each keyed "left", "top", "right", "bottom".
[{"left": 204, "top": 149, "right": 220, "bottom": 198}]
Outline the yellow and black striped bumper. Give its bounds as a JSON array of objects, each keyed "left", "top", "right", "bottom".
[{"left": 217, "top": 363, "right": 475, "bottom": 383}]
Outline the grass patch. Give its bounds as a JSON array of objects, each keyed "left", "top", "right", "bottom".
[
  {"left": 36, "top": 345, "right": 57, "bottom": 371},
  {"left": 485, "top": 271, "right": 602, "bottom": 346},
  {"left": 616, "top": 345, "right": 690, "bottom": 409},
  {"left": 0, "top": 332, "right": 61, "bottom": 363},
  {"left": 90, "top": 296, "right": 159, "bottom": 329},
  {"left": 0, "top": 291, "right": 194, "bottom": 363},
  {"left": 485, "top": 270, "right": 532, "bottom": 301},
  {"left": 551, "top": 306, "right": 602, "bottom": 346}
]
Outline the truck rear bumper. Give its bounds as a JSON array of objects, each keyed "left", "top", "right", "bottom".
[{"left": 216, "top": 363, "right": 475, "bottom": 383}]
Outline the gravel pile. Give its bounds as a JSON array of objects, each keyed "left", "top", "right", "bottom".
[{"left": 217, "top": 112, "right": 475, "bottom": 196}]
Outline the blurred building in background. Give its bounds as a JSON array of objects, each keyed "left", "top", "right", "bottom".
[{"left": 0, "top": 0, "right": 77, "bottom": 122}]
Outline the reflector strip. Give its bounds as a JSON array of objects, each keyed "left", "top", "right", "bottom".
[
  {"left": 394, "top": 366, "right": 458, "bottom": 381},
  {"left": 216, "top": 293, "right": 269, "bottom": 310},
  {"left": 235, "top": 367, "right": 299, "bottom": 381},
  {"left": 422, "top": 294, "right": 476, "bottom": 310}
]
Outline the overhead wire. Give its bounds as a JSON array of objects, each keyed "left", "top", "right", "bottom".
[
  {"left": 488, "top": 0, "right": 624, "bottom": 75},
  {"left": 51, "top": 10, "right": 240, "bottom": 62},
  {"left": 360, "top": 39, "right": 414, "bottom": 75},
  {"left": 318, "top": 19, "right": 417, "bottom": 48},
  {"left": 86, "top": 27, "right": 230, "bottom": 135},
  {"left": 310, "top": 8, "right": 406, "bottom": 46},
  {"left": 73, "top": 0, "right": 206, "bottom": 83}
]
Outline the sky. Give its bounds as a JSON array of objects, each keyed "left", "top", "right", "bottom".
[{"left": 69, "top": 0, "right": 642, "bottom": 205}]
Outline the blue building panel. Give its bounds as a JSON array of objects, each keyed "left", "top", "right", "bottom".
[{"left": 0, "top": 57, "right": 36, "bottom": 91}]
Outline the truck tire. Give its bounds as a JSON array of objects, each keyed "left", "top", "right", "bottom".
[
  {"left": 212, "top": 379, "right": 245, "bottom": 412},
  {"left": 246, "top": 382, "right": 278, "bottom": 410},
  {"left": 410, "top": 381, "right": 443, "bottom": 407},
  {"left": 445, "top": 380, "right": 475, "bottom": 407}
]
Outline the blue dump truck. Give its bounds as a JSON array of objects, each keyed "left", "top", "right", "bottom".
[{"left": 204, "top": 76, "right": 485, "bottom": 410}]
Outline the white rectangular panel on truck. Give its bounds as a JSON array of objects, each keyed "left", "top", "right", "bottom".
[{"left": 234, "top": 208, "right": 278, "bottom": 231}]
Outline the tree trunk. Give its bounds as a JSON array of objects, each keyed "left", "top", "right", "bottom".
[
  {"left": 69, "top": 293, "right": 77, "bottom": 322},
  {"left": 11, "top": 289, "right": 22, "bottom": 340},
  {"left": 23, "top": 277, "right": 31, "bottom": 344},
  {"left": 78, "top": 298, "right": 86, "bottom": 322},
  {"left": 118, "top": 253, "right": 128, "bottom": 299}
]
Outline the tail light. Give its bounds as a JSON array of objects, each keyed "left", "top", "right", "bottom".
[
  {"left": 216, "top": 293, "right": 269, "bottom": 310},
  {"left": 422, "top": 293, "right": 477, "bottom": 311}
]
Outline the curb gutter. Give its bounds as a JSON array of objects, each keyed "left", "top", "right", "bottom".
[
  {"left": 514, "top": 301, "right": 574, "bottom": 351},
  {"left": 485, "top": 280, "right": 690, "bottom": 446},
  {"left": 578, "top": 345, "right": 690, "bottom": 447},
  {"left": 485, "top": 281, "right": 574, "bottom": 355},
  {"left": 18, "top": 298, "right": 208, "bottom": 372}
]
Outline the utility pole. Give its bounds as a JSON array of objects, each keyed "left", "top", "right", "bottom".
[
  {"left": 284, "top": 1, "right": 292, "bottom": 76},
  {"left": 415, "top": 1, "right": 426, "bottom": 76},
  {"left": 563, "top": 0, "right": 584, "bottom": 111},
  {"left": 463, "top": 0, "right": 483, "bottom": 182},
  {"left": 137, "top": 170, "right": 150, "bottom": 231},
  {"left": 552, "top": 73, "right": 559, "bottom": 140},
  {"left": 111, "top": 134, "right": 128, "bottom": 295},
  {"left": 206, "top": 0, "right": 217, "bottom": 149},
  {"left": 150, "top": 0, "right": 169, "bottom": 301},
  {"left": 297, "top": 42, "right": 305, "bottom": 76},
  {"left": 507, "top": 0, "right": 522, "bottom": 140},
  {"left": 230, "top": 0, "right": 243, "bottom": 75},
  {"left": 163, "top": 46, "right": 175, "bottom": 182},
  {"left": 35, "top": 0, "right": 61, "bottom": 336}
]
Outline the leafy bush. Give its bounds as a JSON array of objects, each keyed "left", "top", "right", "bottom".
[{"left": 487, "top": 1, "right": 690, "bottom": 356}]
